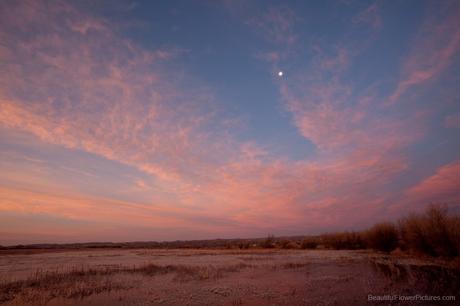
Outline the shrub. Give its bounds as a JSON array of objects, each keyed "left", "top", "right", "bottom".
[
  {"left": 448, "top": 215, "right": 460, "bottom": 253},
  {"left": 237, "top": 241, "right": 250, "bottom": 249},
  {"left": 424, "top": 204, "right": 458, "bottom": 257},
  {"left": 399, "top": 204, "right": 459, "bottom": 257},
  {"left": 365, "top": 222, "right": 399, "bottom": 252},
  {"left": 261, "top": 235, "right": 275, "bottom": 248},
  {"left": 277, "top": 239, "right": 297, "bottom": 249},
  {"left": 320, "top": 231, "right": 366, "bottom": 250},
  {"left": 301, "top": 237, "right": 318, "bottom": 249},
  {"left": 398, "top": 213, "right": 432, "bottom": 255}
]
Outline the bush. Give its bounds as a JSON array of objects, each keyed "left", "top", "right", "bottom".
[
  {"left": 399, "top": 204, "right": 459, "bottom": 257},
  {"left": 238, "top": 241, "right": 250, "bottom": 249},
  {"left": 277, "top": 239, "right": 298, "bottom": 249},
  {"left": 261, "top": 235, "right": 275, "bottom": 248},
  {"left": 424, "top": 205, "right": 458, "bottom": 257},
  {"left": 301, "top": 237, "right": 318, "bottom": 249},
  {"left": 320, "top": 231, "right": 366, "bottom": 250},
  {"left": 398, "top": 214, "right": 432, "bottom": 254},
  {"left": 365, "top": 222, "right": 399, "bottom": 252},
  {"left": 448, "top": 215, "right": 460, "bottom": 253}
]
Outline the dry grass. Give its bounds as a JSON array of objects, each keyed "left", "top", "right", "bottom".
[
  {"left": 369, "top": 256, "right": 460, "bottom": 295},
  {"left": 0, "top": 267, "right": 127, "bottom": 304},
  {"left": 0, "top": 262, "right": 252, "bottom": 304},
  {"left": 280, "top": 262, "right": 309, "bottom": 269},
  {"left": 135, "top": 262, "right": 252, "bottom": 281}
]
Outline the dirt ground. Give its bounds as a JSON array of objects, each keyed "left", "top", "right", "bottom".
[{"left": 0, "top": 248, "right": 458, "bottom": 305}]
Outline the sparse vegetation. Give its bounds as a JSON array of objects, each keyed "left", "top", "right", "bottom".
[
  {"left": 365, "top": 222, "right": 399, "bottom": 252},
  {"left": 0, "top": 263, "right": 253, "bottom": 303},
  {"left": 301, "top": 204, "right": 459, "bottom": 257},
  {"left": 277, "top": 239, "right": 297, "bottom": 249},
  {"left": 237, "top": 241, "right": 250, "bottom": 249},
  {"left": 261, "top": 235, "right": 275, "bottom": 248},
  {"left": 320, "top": 231, "right": 366, "bottom": 250},
  {"left": 300, "top": 237, "right": 319, "bottom": 249},
  {"left": 399, "top": 204, "right": 459, "bottom": 257},
  {"left": 2, "top": 246, "right": 459, "bottom": 305}
]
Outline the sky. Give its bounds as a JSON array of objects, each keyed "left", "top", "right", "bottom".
[{"left": 0, "top": 0, "right": 459, "bottom": 245}]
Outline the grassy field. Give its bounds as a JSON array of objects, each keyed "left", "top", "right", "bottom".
[{"left": 1, "top": 248, "right": 459, "bottom": 305}]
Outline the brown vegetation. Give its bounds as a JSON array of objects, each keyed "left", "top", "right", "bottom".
[
  {"left": 262, "top": 204, "right": 459, "bottom": 257},
  {"left": 304, "top": 204, "right": 459, "bottom": 257},
  {"left": 300, "top": 237, "right": 319, "bottom": 249},
  {"left": 320, "top": 231, "right": 366, "bottom": 250},
  {"left": 0, "top": 263, "right": 253, "bottom": 304},
  {"left": 365, "top": 222, "right": 398, "bottom": 252},
  {"left": 399, "top": 205, "right": 460, "bottom": 257},
  {"left": 260, "top": 235, "right": 275, "bottom": 248}
]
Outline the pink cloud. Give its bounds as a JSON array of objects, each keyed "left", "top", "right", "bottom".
[
  {"left": 280, "top": 46, "right": 425, "bottom": 153},
  {"left": 406, "top": 160, "right": 460, "bottom": 203}
]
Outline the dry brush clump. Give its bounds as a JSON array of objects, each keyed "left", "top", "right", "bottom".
[
  {"left": 237, "top": 241, "right": 250, "bottom": 249},
  {"left": 290, "top": 204, "right": 459, "bottom": 257},
  {"left": 300, "top": 237, "right": 319, "bottom": 249},
  {"left": 277, "top": 239, "right": 298, "bottom": 249},
  {"left": 362, "top": 204, "right": 459, "bottom": 256},
  {"left": 261, "top": 235, "right": 275, "bottom": 248},
  {"left": 365, "top": 222, "right": 399, "bottom": 252},
  {"left": 319, "top": 231, "right": 366, "bottom": 250},
  {"left": 399, "top": 205, "right": 459, "bottom": 257}
]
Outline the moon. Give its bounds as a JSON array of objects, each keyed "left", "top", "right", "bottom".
[{"left": 278, "top": 71, "right": 283, "bottom": 77}]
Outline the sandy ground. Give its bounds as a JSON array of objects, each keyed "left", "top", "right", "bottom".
[{"left": 0, "top": 248, "right": 458, "bottom": 305}]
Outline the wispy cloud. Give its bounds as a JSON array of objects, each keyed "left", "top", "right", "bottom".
[
  {"left": 405, "top": 160, "right": 460, "bottom": 206},
  {"left": 387, "top": 3, "right": 460, "bottom": 105},
  {"left": 352, "top": 1, "right": 382, "bottom": 31}
]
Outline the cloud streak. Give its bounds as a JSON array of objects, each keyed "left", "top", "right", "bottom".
[{"left": 387, "top": 3, "right": 460, "bottom": 105}]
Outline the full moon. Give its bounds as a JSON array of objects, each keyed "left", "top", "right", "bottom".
[{"left": 278, "top": 71, "right": 283, "bottom": 77}]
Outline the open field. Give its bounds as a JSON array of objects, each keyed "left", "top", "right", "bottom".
[{"left": 1, "top": 248, "right": 458, "bottom": 305}]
